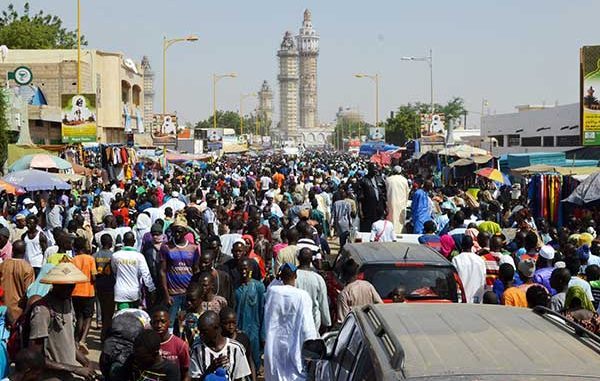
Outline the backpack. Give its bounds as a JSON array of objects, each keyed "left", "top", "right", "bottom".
[{"left": 7, "top": 298, "right": 50, "bottom": 361}]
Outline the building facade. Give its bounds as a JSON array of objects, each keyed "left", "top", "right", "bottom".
[
  {"left": 297, "top": 9, "right": 319, "bottom": 131},
  {"left": 0, "top": 49, "right": 147, "bottom": 144},
  {"left": 481, "top": 103, "right": 581, "bottom": 155},
  {"left": 141, "top": 56, "right": 155, "bottom": 135},
  {"left": 257, "top": 80, "right": 273, "bottom": 135},
  {"left": 277, "top": 31, "right": 299, "bottom": 141}
]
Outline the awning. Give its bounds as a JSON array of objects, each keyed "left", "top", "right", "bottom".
[
  {"left": 512, "top": 165, "right": 600, "bottom": 176},
  {"left": 449, "top": 158, "right": 474, "bottom": 167},
  {"left": 438, "top": 144, "right": 490, "bottom": 158}
]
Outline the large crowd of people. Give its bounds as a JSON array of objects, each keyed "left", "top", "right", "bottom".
[{"left": 0, "top": 150, "right": 598, "bottom": 380}]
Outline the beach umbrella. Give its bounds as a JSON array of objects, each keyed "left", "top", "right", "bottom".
[
  {"left": 3, "top": 169, "right": 71, "bottom": 191},
  {"left": 475, "top": 168, "right": 511, "bottom": 185},
  {"left": 563, "top": 172, "right": 600, "bottom": 206},
  {"left": 0, "top": 179, "right": 25, "bottom": 195},
  {"left": 9, "top": 154, "right": 73, "bottom": 172}
]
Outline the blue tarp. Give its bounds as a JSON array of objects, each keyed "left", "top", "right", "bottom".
[{"left": 359, "top": 142, "right": 399, "bottom": 156}]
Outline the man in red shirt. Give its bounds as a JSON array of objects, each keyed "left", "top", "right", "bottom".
[{"left": 151, "top": 304, "right": 190, "bottom": 381}]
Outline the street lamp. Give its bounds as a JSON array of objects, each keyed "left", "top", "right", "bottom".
[
  {"left": 213, "top": 73, "right": 237, "bottom": 129},
  {"left": 354, "top": 73, "right": 380, "bottom": 138},
  {"left": 240, "top": 92, "right": 257, "bottom": 135},
  {"left": 401, "top": 49, "right": 433, "bottom": 132},
  {"left": 162, "top": 35, "right": 198, "bottom": 128},
  {"left": 77, "top": 0, "right": 81, "bottom": 94}
]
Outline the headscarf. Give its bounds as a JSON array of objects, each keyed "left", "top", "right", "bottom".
[
  {"left": 242, "top": 234, "right": 266, "bottom": 278},
  {"left": 440, "top": 234, "right": 456, "bottom": 258},
  {"left": 465, "top": 228, "right": 482, "bottom": 252},
  {"left": 565, "top": 285, "right": 595, "bottom": 312},
  {"left": 134, "top": 213, "right": 152, "bottom": 251}
]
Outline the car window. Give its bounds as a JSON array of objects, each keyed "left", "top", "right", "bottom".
[
  {"left": 363, "top": 266, "right": 458, "bottom": 301},
  {"left": 336, "top": 325, "right": 364, "bottom": 381},
  {"left": 351, "top": 346, "right": 376, "bottom": 381},
  {"left": 332, "top": 315, "right": 356, "bottom": 377}
]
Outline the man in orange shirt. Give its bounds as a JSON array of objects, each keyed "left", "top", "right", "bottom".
[
  {"left": 273, "top": 169, "right": 285, "bottom": 189},
  {"left": 499, "top": 263, "right": 527, "bottom": 307},
  {"left": 71, "top": 236, "right": 97, "bottom": 353}
]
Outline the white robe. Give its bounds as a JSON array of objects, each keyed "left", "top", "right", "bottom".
[
  {"left": 264, "top": 285, "right": 317, "bottom": 381},
  {"left": 386, "top": 174, "right": 409, "bottom": 234}
]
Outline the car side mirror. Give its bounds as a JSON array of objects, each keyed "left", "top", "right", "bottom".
[{"left": 302, "top": 339, "right": 327, "bottom": 361}]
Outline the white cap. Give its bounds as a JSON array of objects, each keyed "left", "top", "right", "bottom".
[
  {"left": 539, "top": 245, "right": 555, "bottom": 260},
  {"left": 22, "top": 198, "right": 34, "bottom": 205},
  {"left": 171, "top": 191, "right": 179, "bottom": 198}
]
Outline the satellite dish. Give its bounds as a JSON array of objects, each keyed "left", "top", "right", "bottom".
[
  {"left": 124, "top": 58, "right": 138, "bottom": 74},
  {"left": 0, "top": 45, "right": 8, "bottom": 62}
]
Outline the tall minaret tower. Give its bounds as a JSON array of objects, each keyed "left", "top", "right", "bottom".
[
  {"left": 277, "top": 31, "right": 299, "bottom": 141},
  {"left": 297, "top": 9, "right": 319, "bottom": 130},
  {"left": 258, "top": 80, "right": 273, "bottom": 135},
  {"left": 141, "top": 56, "right": 154, "bottom": 130}
]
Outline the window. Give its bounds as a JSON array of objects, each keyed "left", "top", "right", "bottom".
[
  {"left": 333, "top": 315, "right": 356, "bottom": 380},
  {"left": 34, "top": 120, "right": 44, "bottom": 127},
  {"left": 121, "top": 80, "right": 131, "bottom": 103},
  {"left": 521, "top": 137, "right": 541, "bottom": 147},
  {"left": 490, "top": 135, "right": 504, "bottom": 147},
  {"left": 351, "top": 347, "right": 375, "bottom": 381},
  {"left": 336, "top": 320, "right": 364, "bottom": 381},
  {"left": 543, "top": 136, "right": 554, "bottom": 147},
  {"left": 507, "top": 134, "right": 520, "bottom": 147},
  {"left": 556, "top": 135, "right": 580, "bottom": 147}
]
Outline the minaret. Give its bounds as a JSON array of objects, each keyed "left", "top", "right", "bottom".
[
  {"left": 141, "top": 56, "right": 154, "bottom": 130},
  {"left": 277, "top": 31, "right": 299, "bottom": 141},
  {"left": 258, "top": 80, "right": 273, "bottom": 136},
  {"left": 297, "top": 9, "right": 319, "bottom": 130}
]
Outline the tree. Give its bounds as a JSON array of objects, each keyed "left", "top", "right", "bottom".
[
  {"left": 194, "top": 110, "right": 254, "bottom": 138},
  {"left": 383, "top": 97, "right": 467, "bottom": 146},
  {"left": 0, "top": 89, "right": 9, "bottom": 173},
  {"left": 0, "top": 3, "right": 87, "bottom": 49}
]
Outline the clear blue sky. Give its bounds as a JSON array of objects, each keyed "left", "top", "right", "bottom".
[{"left": 8, "top": 1, "right": 598, "bottom": 127}]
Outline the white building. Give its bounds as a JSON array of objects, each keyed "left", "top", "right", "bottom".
[{"left": 481, "top": 103, "right": 581, "bottom": 155}]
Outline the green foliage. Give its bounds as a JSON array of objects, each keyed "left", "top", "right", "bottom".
[
  {"left": 0, "top": 3, "right": 87, "bottom": 49},
  {"left": 0, "top": 89, "right": 9, "bottom": 173},
  {"left": 194, "top": 110, "right": 255, "bottom": 137},
  {"left": 383, "top": 97, "right": 467, "bottom": 146}
]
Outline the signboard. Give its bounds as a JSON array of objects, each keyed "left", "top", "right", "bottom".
[
  {"left": 9, "top": 66, "right": 33, "bottom": 85},
  {"left": 61, "top": 94, "right": 97, "bottom": 143},
  {"left": 262, "top": 135, "right": 272, "bottom": 148},
  {"left": 206, "top": 128, "right": 224, "bottom": 151},
  {"left": 368, "top": 127, "right": 385, "bottom": 142},
  {"left": 581, "top": 46, "right": 600, "bottom": 145}
]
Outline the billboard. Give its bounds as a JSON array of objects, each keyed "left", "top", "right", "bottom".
[
  {"left": 368, "top": 126, "right": 385, "bottom": 142},
  {"left": 206, "top": 128, "right": 224, "bottom": 151},
  {"left": 581, "top": 46, "right": 600, "bottom": 146},
  {"left": 61, "top": 94, "right": 97, "bottom": 143}
]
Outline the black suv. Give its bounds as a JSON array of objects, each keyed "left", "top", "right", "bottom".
[{"left": 303, "top": 304, "right": 600, "bottom": 380}]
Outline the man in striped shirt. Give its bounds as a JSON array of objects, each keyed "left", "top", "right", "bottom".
[{"left": 189, "top": 311, "right": 251, "bottom": 381}]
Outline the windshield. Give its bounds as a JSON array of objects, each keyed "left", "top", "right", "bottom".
[{"left": 362, "top": 266, "right": 458, "bottom": 302}]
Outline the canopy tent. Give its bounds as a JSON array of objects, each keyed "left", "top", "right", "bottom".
[
  {"left": 3, "top": 169, "right": 71, "bottom": 191},
  {"left": 222, "top": 144, "right": 248, "bottom": 154},
  {"left": 449, "top": 158, "right": 475, "bottom": 167},
  {"left": 165, "top": 151, "right": 212, "bottom": 163},
  {"left": 438, "top": 144, "right": 490, "bottom": 158},
  {"left": 9, "top": 154, "right": 73, "bottom": 172},
  {"left": 56, "top": 173, "right": 85, "bottom": 183},
  {"left": 563, "top": 172, "right": 600, "bottom": 206},
  {"left": 512, "top": 165, "right": 600, "bottom": 177}
]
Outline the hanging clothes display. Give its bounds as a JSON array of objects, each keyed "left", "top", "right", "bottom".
[{"left": 528, "top": 173, "right": 570, "bottom": 227}]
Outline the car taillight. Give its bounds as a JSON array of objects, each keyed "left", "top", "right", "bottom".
[{"left": 454, "top": 272, "right": 467, "bottom": 303}]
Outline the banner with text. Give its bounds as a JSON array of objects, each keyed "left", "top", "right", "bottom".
[
  {"left": 581, "top": 46, "right": 600, "bottom": 146},
  {"left": 61, "top": 94, "right": 97, "bottom": 143},
  {"left": 207, "top": 128, "right": 224, "bottom": 151}
]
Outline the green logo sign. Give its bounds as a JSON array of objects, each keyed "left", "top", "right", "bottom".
[{"left": 13, "top": 66, "right": 32, "bottom": 85}]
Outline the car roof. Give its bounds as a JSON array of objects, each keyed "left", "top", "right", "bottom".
[
  {"left": 344, "top": 242, "right": 451, "bottom": 266},
  {"left": 356, "top": 303, "right": 600, "bottom": 379}
]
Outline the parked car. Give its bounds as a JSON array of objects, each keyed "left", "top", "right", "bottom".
[
  {"left": 303, "top": 303, "right": 600, "bottom": 380},
  {"left": 325, "top": 242, "right": 465, "bottom": 322}
]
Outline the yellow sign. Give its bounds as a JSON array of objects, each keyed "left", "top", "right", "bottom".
[{"left": 61, "top": 94, "right": 97, "bottom": 143}]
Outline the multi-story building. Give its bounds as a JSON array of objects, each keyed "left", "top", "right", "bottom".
[
  {"left": 277, "top": 31, "right": 299, "bottom": 141},
  {"left": 0, "top": 49, "right": 147, "bottom": 144},
  {"left": 141, "top": 56, "right": 155, "bottom": 134},
  {"left": 481, "top": 103, "right": 581, "bottom": 155}
]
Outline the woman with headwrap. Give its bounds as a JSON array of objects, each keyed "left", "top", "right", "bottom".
[
  {"left": 440, "top": 234, "right": 457, "bottom": 259},
  {"left": 242, "top": 234, "right": 266, "bottom": 279},
  {"left": 133, "top": 212, "right": 152, "bottom": 251},
  {"left": 564, "top": 285, "right": 600, "bottom": 333},
  {"left": 465, "top": 228, "right": 482, "bottom": 253}
]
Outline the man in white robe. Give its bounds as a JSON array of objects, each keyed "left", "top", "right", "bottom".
[
  {"left": 264, "top": 263, "right": 318, "bottom": 381},
  {"left": 386, "top": 166, "right": 409, "bottom": 234}
]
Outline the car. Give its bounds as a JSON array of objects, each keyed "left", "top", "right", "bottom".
[
  {"left": 324, "top": 242, "right": 465, "bottom": 322},
  {"left": 303, "top": 303, "right": 600, "bottom": 380}
]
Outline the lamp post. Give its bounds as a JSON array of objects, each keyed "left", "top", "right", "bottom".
[
  {"left": 354, "top": 73, "right": 380, "bottom": 139},
  {"left": 77, "top": 0, "right": 81, "bottom": 94},
  {"left": 213, "top": 73, "right": 237, "bottom": 129},
  {"left": 401, "top": 49, "right": 433, "bottom": 132},
  {"left": 162, "top": 35, "right": 198, "bottom": 128},
  {"left": 239, "top": 92, "right": 257, "bottom": 135}
]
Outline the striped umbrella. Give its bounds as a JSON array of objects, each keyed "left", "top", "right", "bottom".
[
  {"left": 475, "top": 168, "right": 511, "bottom": 185},
  {"left": 9, "top": 154, "right": 73, "bottom": 172}
]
